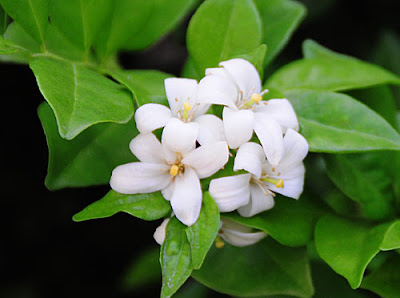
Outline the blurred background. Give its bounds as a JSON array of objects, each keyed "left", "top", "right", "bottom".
[{"left": 1, "top": 0, "right": 399, "bottom": 297}]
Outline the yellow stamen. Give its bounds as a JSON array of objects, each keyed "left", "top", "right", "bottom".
[
  {"left": 244, "top": 93, "right": 263, "bottom": 107},
  {"left": 215, "top": 237, "right": 225, "bottom": 248},
  {"left": 169, "top": 165, "right": 179, "bottom": 176},
  {"left": 260, "top": 177, "right": 284, "bottom": 188},
  {"left": 183, "top": 101, "right": 191, "bottom": 120}
]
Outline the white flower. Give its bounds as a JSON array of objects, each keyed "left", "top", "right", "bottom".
[
  {"left": 217, "top": 217, "right": 266, "bottom": 247},
  {"left": 135, "top": 78, "right": 225, "bottom": 146},
  {"left": 198, "top": 58, "right": 298, "bottom": 166},
  {"left": 209, "top": 129, "right": 308, "bottom": 217},
  {"left": 154, "top": 218, "right": 170, "bottom": 245},
  {"left": 110, "top": 131, "right": 229, "bottom": 226}
]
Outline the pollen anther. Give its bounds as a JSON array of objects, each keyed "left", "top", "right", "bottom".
[{"left": 169, "top": 164, "right": 180, "bottom": 176}]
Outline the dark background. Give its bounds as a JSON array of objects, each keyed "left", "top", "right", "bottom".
[{"left": 1, "top": 0, "right": 399, "bottom": 297}]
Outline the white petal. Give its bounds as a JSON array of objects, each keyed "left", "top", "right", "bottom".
[
  {"left": 164, "top": 78, "right": 198, "bottom": 116},
  {"left": 161, "top": 181, "right": 175, "bottom": 201},
  {"left": 134, "top": 103, "right": 172, "bottom": 134},
  {"left": 129, "top": 133, "right": 165, "bottom": 163},
  {"left": 110, "top": 162, "right": 171, "bottom": 194},
  {"left": 254, "top": 113, "right": 283, "bottom": 167},
  {"left": 194, "top": 114, "right": 226, "bottom": 146},
  {"left": 238, "top": 183, "right": 275, "bottom": 217},
  {"left": 162, "top": 118, "right": 199, "bottom": 154},
  {"left": 153, "top": 218, "right": 170, "bottom": 245},
  {"left": 182, "top": 141, "right": 229, "bottom": 178},
  {"left": 219, "top": 58, "right": 261, "bottom": 100},
  {"left": 267, "top": 163, "right": 305, "bottom": 199},
  {"left": 198, "top": 74, "right": 238, "bottom": 108},
  {"left": 255, "top": 98, "right": 299, "bottom": 132},
  {"left": 170, "top": 167, "right": 202, "bottom": 226},
  {"left": 209, "top": 174, "right": 251, "bottom": 212},
  {"left": 234, "top": 142, "right": 265, "bottom": 178},
  {"left": 278, "top": 129, "right": 309, "bottom": 171},
  {"left": 223, "top": 107, "right": 254, "bottom": 149},
  {"left": 219, "top": 218, "right": 267, "bottom": 247}
]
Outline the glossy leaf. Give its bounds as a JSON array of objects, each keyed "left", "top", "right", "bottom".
[
  {"left": 312, "top": 262, "right": 369, "bottom": 298},
  {"left": 361, "top": 254, "right": 400, "bottom": 298},
  {"left": 187, "top": 0, "right": 262, "bottom": 75},
  {"left": 31, "top": 56, "right": 134, "bottom": 139},
  {"left": 285, "top": 89, "right": 400, "bottom": 152},
  {"left": 315, "top": 215, "right": 400, "bottom": 289},
  {"left": 0, "top": 35, "right": 22, "bottom": 54},
  {"left": 161, "top": 217, "right": 193, "bottom": 298},
  {"left": 96, "top": 0, "right": 152, "bottom": 58},
  {"left": 181, "top": 56, "right": 201, "bottom": 80},
  {"left": 234, "top": 43, "right": 267, "bottom": 79},
  {"left": 349, "top": 85, "right": 398, "bottom": 130},
  {"left": 254, "top": 0, "right": 306, "bottom": 66},
  {"left": 226, "top": 195, "right": 327, "bottom": 247},
  {"left": 110, "top": 69, "right": 172, "bottom": 107},
  {"left": 267, "top": 41, "right": 400, "bottom": 91},
  {"left": 0, "top": 22, "right": 40, "bottom": 63},
  {"left": 185, "top": 192, "right": 220, "bottom": 270},
  {"left": 38, "top": 102, "right": 138, "bottom": 190},
  {"left": 122, "top": 0, "right": 197, "bottom": 51},
  {"left": 73, "top": 190, "right": 171, "bottom": 222},
  {"left": 49, "top": 0, "right": 112, "bottom": 54},
  {"left": 192, "top": 237, "right": 314, "bottom": 297},
  {"left": 0, "top": 0, "right": 48, "bottom": 44},
  {"left": 324, "top": 153, "right": 395, "bottom": 220}
]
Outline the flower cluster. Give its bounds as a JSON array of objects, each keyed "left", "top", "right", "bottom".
[{"left": 110, "top": 58, "right": 308, "bottom": 247}]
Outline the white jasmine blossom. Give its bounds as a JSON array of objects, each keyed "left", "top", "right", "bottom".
[
  {"left": 209, "top": 129, "right": 308, "bottom": 217},
  {"left": 154, "top": 218, "right": 170, "bottom": 245},
  {"left": 217, "top": 217, "right": 266, "bottom": 247},
  {"left": 110, "top": 133, "right": 229, "bottom": 226},
  {"left": 135, "top": 78, "right": 225, "bottom": 146},
  {"left": 198, "top": 58, "right": 298, "bottom": 166}
]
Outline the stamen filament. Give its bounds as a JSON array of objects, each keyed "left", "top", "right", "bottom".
[
  {"left": 244, "top": 93, "right": 263, "bottom": 107},
  {"left": 260, "top": 177, "right": 284, "bottom": 188},
  {"left": 183, "top": 101, "right": 191, "bottom": 120}
]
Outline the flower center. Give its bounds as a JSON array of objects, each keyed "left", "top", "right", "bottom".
[
  {"left": 169, "top": 163, "right": 184, "bottom": 177},
  {"left": 176, "top": 100, "right": 200, "bottom": 122},
  {"left": 238, "top": 89, "right": 269, "bottom": 110}
]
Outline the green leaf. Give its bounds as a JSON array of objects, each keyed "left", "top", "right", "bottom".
[
  {"left": 324, "top": 153, "right": 395, "bottom": 220},
  {"left": 38, "top": 102, "right": 138, "bottom": 190},
  {"left": 192, "top": 237, "right": 314, "bottom": 297},
  {"left": 161, "top": 217, "right": 193, "bottom": 298},
  {"left": 361, "top": 254, "right": 400, "bottom": 298},
  {"left": 315, "top": 215, "right": 400, "bottom": 289},
  {"left": 185, "top": 192, "right": 220, "bottom": 270},
  {"left": 73, "top": 190, "right": 171, "bottom": 222},
  {"left": 122, "top": 0, "right": 197, "bottom": 51},
  {"left": 234, "top": 43, "right": 267, "bottom": 79},
  {"left": 285, "top": 89, "right": 400, "bottom": 152},
  {"left": 0, "top": 0, "right": 48, "bottom": 44},
  {"left": 254, "top": 0, "right": 306, "bottom": 67},
  {"left": 49, "top": 0, "right": 112, "bottom": 55},
  {"left": 181, "top": 56, "right": 202, "bottom": 80},
  {"left": 0, "top": 5, "right": 7, "bottom": 35},
  {"left": 226, "top": 195, "right": 327, "bottom": 247},
  {"left": 0, "top": 34, "right": 23, "bottom": 54},
  {"left": 0, "top": 21, "right": 40, "bottom": 63},
  {"left": 121, "top": 246, "right": 161, "bottom": 291},
  {"left": 31, "top": 56, "right": 134, "bottom": 139},
  {"left": 302, "top": 39, "right": 350, "bottom": 60},
  {"left": 110, "top": 69, "right": 172, "bottom": 107},
  {"left": 349, "top": 85, "right": 398, "bottom": 130},
  {"left": 95, "top": 0, "right": 153, "bottom": 58},
  {"left": 312, "top": 262, "right": 369, "bottom": 298},
  {"left": 267, "top": 42, "right": 400, "bottom": 92},
  {"left": 187, "top": 0, "right": 262, "bottom": 75}
]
